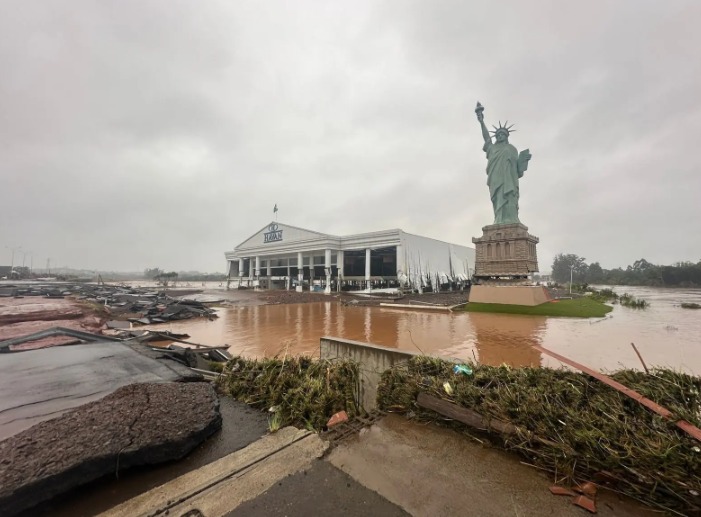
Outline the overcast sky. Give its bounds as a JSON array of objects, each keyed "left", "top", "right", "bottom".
[{"left": 2, "top": 1, "right": 700, "bottom": 273}]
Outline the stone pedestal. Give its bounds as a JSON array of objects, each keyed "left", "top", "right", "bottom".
[
  {"left": 472, "top": 223, "right": 539, "bottom": 279},
  {"left": 469, "top": 284, "right": 550, "bottom": 306}
]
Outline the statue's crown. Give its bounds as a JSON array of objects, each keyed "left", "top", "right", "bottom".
[{"left": 489, "top": 121, "right": 515, "bottom": 136}]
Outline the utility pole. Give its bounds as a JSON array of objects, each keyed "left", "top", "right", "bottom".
[
  {"left": 5, "top": 245, "right": 21, "bottom": 277},
  {"left": 569, "top": 265, "right": 574, "bottom": 295}
]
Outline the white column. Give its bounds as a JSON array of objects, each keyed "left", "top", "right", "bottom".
[
  {"left": 267, "top": 260, "right": 272, "bottom": 277},
  {"left": 337, "top": 250, "right": 344, "bottom": 292},
  {"left": 255, "top": 256, "right": 261, "bottom": 277},
  {"left": 296, "top": 252, "right": 304, "bottom": 292},
  {"left": 238, "top": 258, "right": 244, "bottom": 277},
  {"left": 365, "top": 248, "right": 371, "bottom": 290},
  {"left": 324, "top": 249, "right": 332, "bottom": 294}
]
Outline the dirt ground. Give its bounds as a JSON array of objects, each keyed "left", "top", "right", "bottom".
[{"left": 0, "top": 297, "right": 107, "bottom": 346}]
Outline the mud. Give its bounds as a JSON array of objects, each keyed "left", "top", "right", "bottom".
[
  {"left": 329, "top": 414, "right": 658, "bottom": 517},
  {"left": 0, "top": 297, "right": 106, "bottom": 346}
]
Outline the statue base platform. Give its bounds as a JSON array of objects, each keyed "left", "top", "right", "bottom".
[
  {"left": 469, "top": 285, "right": 550, "bottom": 306},
  {"left": 472, "top": 223, "right": 539, "bottom": 279}
]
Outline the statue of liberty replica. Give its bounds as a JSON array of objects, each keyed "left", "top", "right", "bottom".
[
  {"left": 476, "top": 102, "right": 531, "bottom": 225},
  {"left": 470, "top": 102, "right": 545, "bottom": 304}
]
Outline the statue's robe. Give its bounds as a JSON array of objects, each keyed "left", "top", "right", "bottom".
[{"left": 483, "top": 140, "right": 522, "bottom": 224}]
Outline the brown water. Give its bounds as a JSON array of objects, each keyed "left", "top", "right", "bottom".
[{"left": 149, "top": 286, "right": 701, "bottom": 373}]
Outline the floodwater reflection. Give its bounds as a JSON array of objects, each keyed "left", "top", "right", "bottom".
[
  {"left": 147, "top": 303, "right": 545, "bottom": 366},
  {"left": 145, "top": 286, "right": 701, "bottom": 373},
  {"left": 470, "top": 313, "right": 545, "bottom": 367}
]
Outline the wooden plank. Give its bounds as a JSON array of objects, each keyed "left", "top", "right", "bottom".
[
  {"left": 533, "top": 344, "right": 701, "bottom": 443},
  {"left": 417, "top": 393, "right": 516, "bottom": 435},
  {"left": 416, "top": 393, "right": 573, "bottom": 451}
]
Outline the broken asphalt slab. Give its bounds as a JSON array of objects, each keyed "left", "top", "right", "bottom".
[
  {"left": 26, "top": 397, "right": 269, "bottom": 517},
  {"left": 0, "top": 341, "right": 199, "bottom": 439},
  {"left": 0, "top": 382, "right": 221, "bottom": 517},
  {"left": 0, "top": 338, "right": 222, "bottom": 516}
]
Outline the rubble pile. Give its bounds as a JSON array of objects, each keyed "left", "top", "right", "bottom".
[{"left": 0, "top": 283, "right": 217, "bottom": 325}]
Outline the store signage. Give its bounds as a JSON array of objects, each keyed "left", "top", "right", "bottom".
[{"left": 264, "top": 223, "right": 283, "bottom": 243}]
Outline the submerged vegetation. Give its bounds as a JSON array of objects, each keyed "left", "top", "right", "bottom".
[
  {"left": 218, "top": 356, "right": 360, "bottom": 430},
  {"left": 464, "top": 297, "right": 612, "bottom": 317},
  {"left": 618, "top": 292, "right": 650, "bottom": 308},
  {"left": 570, "top": 284, "right": 650, "bottom": 309},
  {"left": 681, "top": 302, "right": 701, "bottom": 310},
  {"left": 377, "top": 356, "right": 701, "bottom": 515}
]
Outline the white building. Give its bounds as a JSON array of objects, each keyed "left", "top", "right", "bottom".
[{"left": 224, "top": 222, "right": 475, "bottom": 292}]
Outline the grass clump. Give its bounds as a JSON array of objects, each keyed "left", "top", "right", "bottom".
[
  {"left": 681, "top": 302, "right": 701, "bottom": 310},
  {"left": 464, "top": 297, "right": 612, "bottom": 318},
  {"left": 377, "top": 356, "right": 701, "bottom": 515},
  {"left": 218, "top": 356, "right": 360, "bottom": 431}
]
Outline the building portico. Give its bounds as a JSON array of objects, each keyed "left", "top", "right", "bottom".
[{"left": 225, "top": 222, "right": 475, "bottom": 292}]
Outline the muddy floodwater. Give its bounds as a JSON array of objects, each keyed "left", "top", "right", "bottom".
[{"left": 149, "top": 286, "right": 701, "bottom": 373}]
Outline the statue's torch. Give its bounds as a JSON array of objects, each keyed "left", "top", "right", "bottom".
[{"left": 475, "top": 101, "right": 484, "bottom": 120}]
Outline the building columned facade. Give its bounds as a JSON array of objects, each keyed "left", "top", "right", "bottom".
[{"left": 225, "top": 222, "right": 475, "bottom": 292}]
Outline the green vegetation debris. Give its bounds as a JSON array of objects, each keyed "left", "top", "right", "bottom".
[
  {"left": 681, "top": 302, "right": 701, "bottom": 310},
  {"left": 618, "top": 293, "right": 650, "bottom": 309},
  {"left": 377, "top": 356, "right": 701, "bottom": 515},
  {"left": 463, "top": 297, "right": 613, "bottom": 317},
  {"left": 218, "top": 356, "right": 360, "bottom": 431}
]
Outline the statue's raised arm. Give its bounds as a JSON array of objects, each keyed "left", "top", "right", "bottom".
[{"left": 475, "top": 102, "right": 491, "bottom": 146}]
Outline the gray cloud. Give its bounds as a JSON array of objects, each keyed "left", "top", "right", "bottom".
[{"left": 2, "top": 0, "right": 700, "bottom": 273}]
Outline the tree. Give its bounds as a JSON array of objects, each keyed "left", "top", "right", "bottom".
[
  {"left": 144, "top": 267, "right": 164, "bottom": 279},
  {"left": 551, "top": 254, "right": 588, "bottom": 283},
  {"left": 586, "top": 262, "right": 604, "bottom": 284},
  {"left": 155, "top": 271, "right": 178, "bottom": 287}
]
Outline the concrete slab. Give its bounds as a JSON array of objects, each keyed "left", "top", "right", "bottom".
[
  {"left": 0, "top": 342, "right": 192, "bottom": 440},
  {"left": 101, "top": 426, "right": 328, "bottom": 517},
  {"left": 229, "top": 460, "right": 409, "bottom": 517},
  {"left": 329, "top": 414, "right": 658, "bottom": 517}
]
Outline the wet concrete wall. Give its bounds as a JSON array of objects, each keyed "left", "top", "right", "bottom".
[{"left": 320, "top": 337, "right": 419, "bottom": 411}]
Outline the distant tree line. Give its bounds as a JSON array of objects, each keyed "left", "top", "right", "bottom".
[
  {"left": 143, "top": 267, "right": 226, "bottom": 284},
  {"left": 551, "top": 254, "right": 701, "bottom": 287}
]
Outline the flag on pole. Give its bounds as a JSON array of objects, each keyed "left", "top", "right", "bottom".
[{"left": 273, "top": 204, "right": 278, "bottom": 213}]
